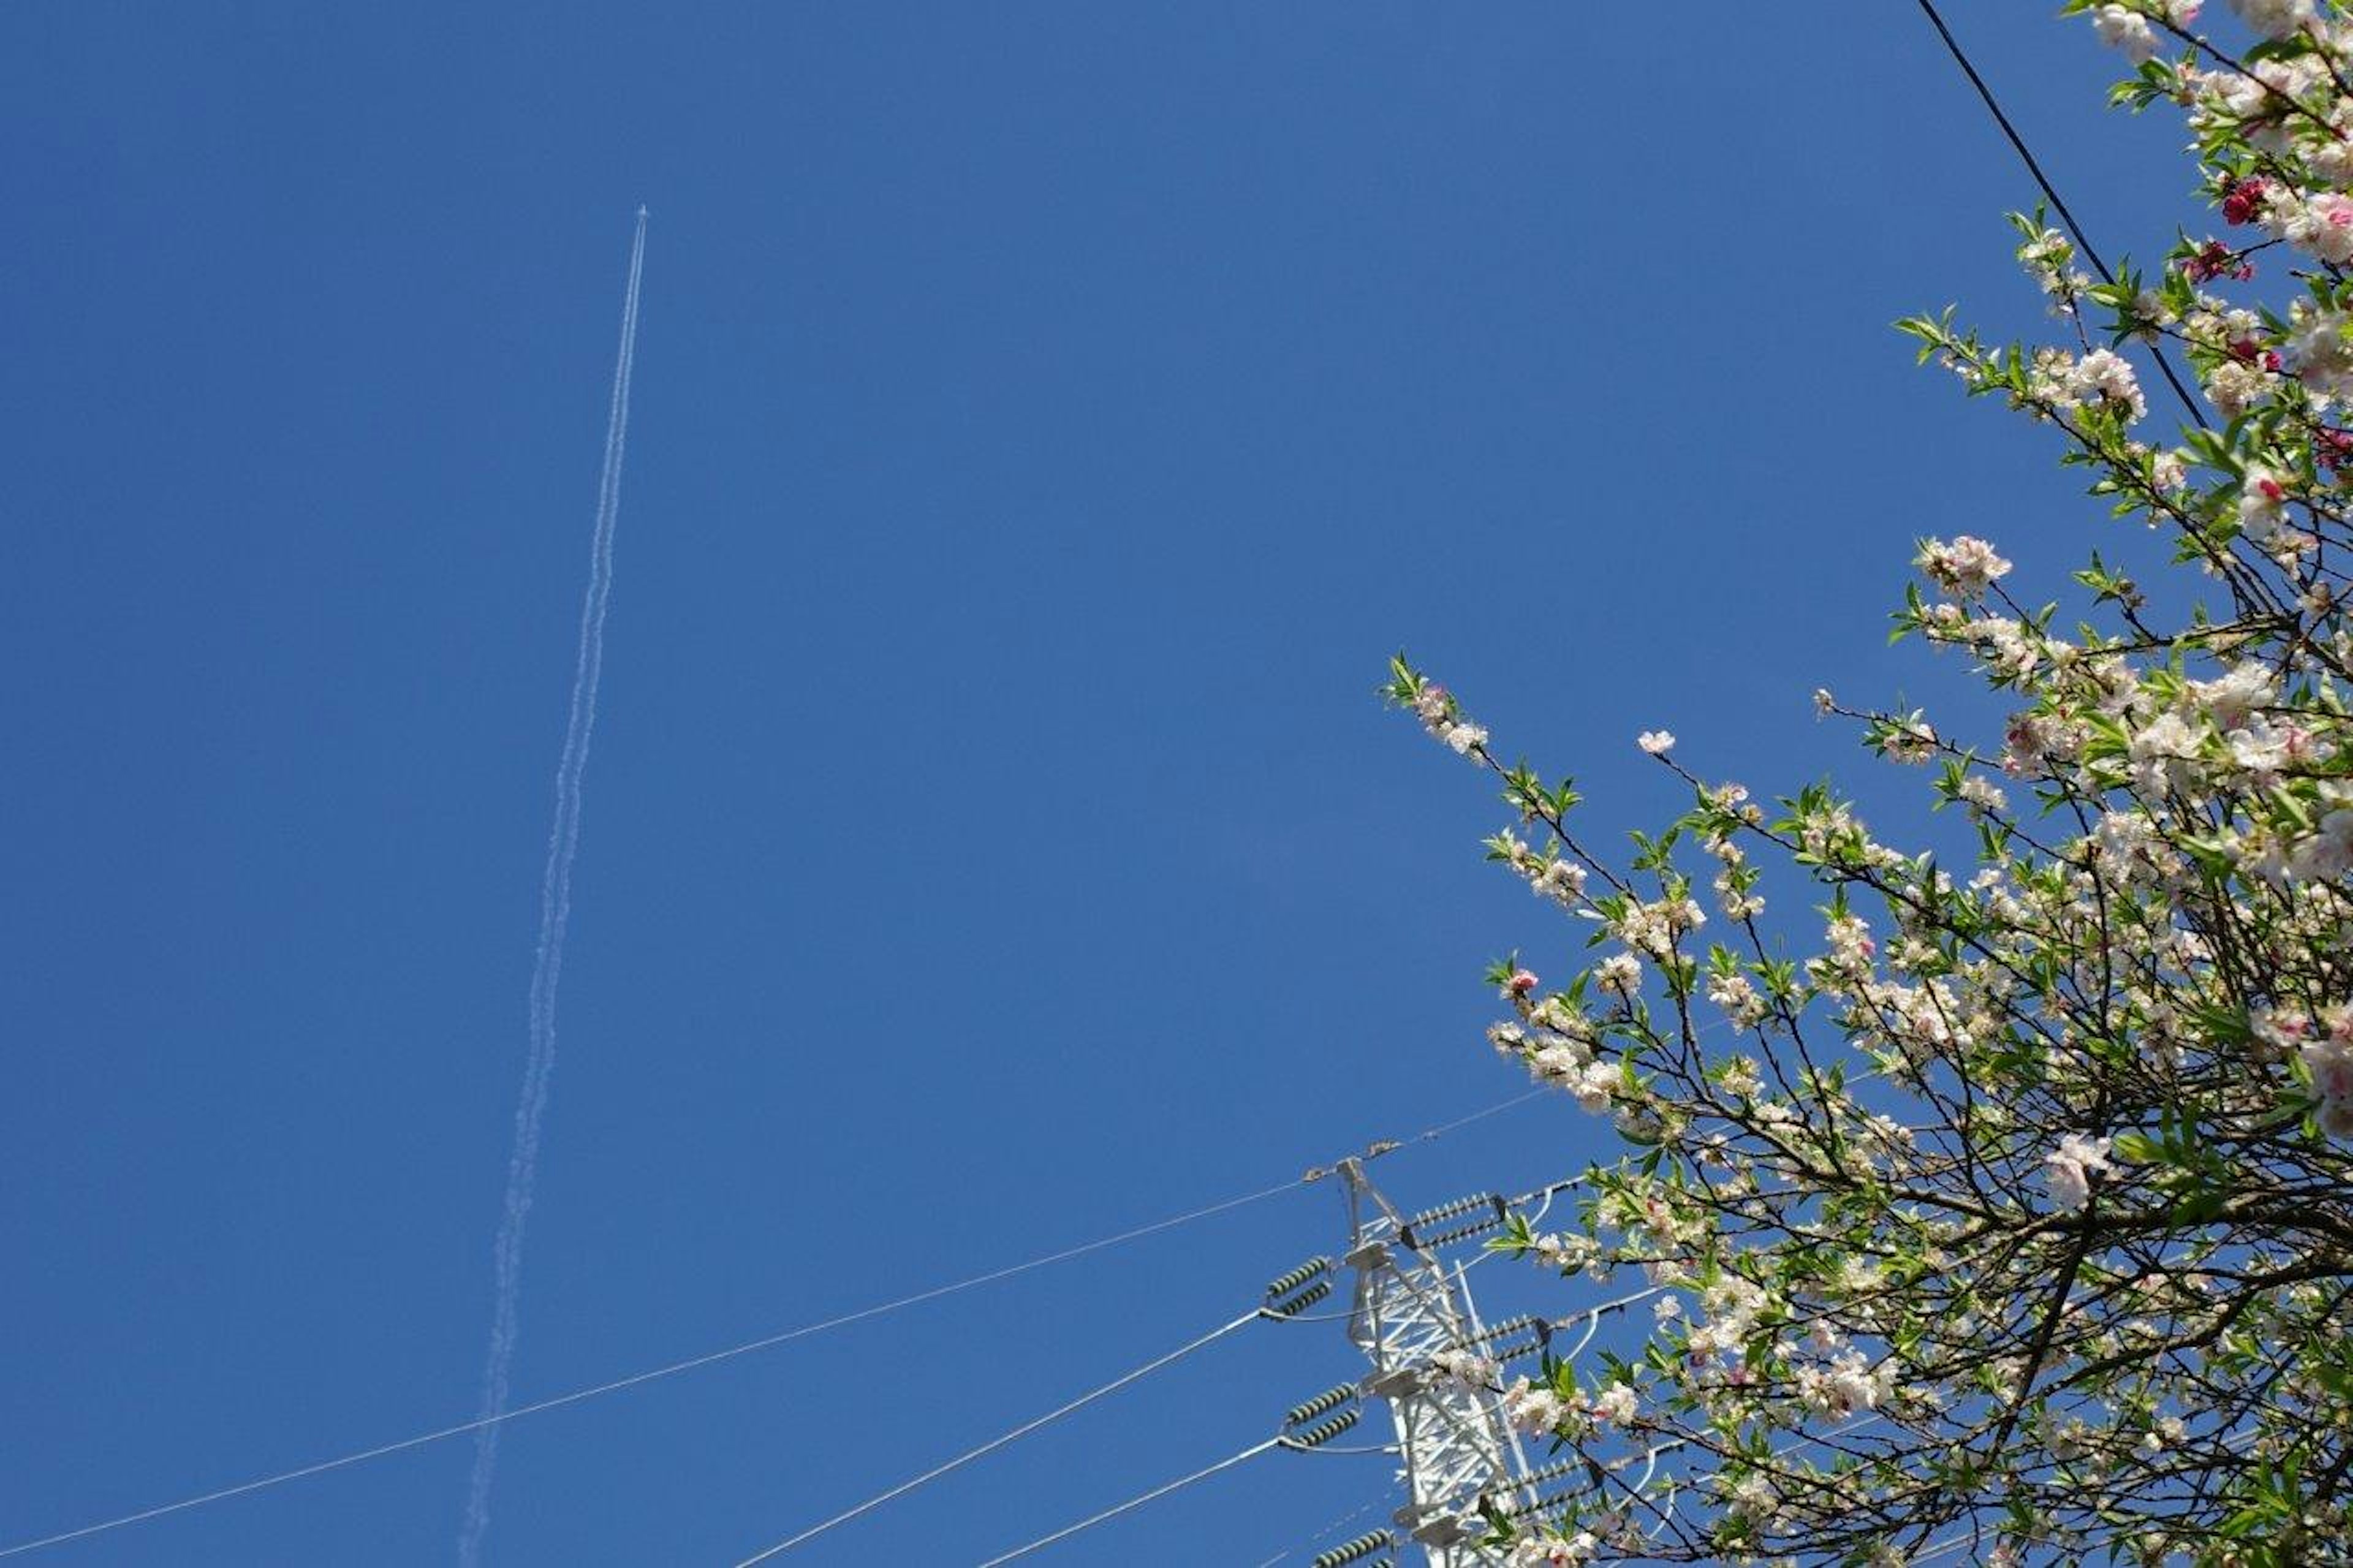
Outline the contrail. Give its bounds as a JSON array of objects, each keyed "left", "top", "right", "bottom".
[{"left": 459, "top": 208, "right": 646, "bottom": 1566}]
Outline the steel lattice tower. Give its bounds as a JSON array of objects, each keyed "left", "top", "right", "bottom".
[{"left": 1336, "top": 1157, "right": 1536, "bottom": 1565}]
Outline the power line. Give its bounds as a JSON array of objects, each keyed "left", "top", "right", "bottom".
[
  {"left": 1914, "top": 0, "right": 2114, "bottom": 281},
  {"left": 738, "top": 1097, "right": 1600, "bottom": 1563},
  {"left": 1406, "top": 1086, "right": 1547, "bottom": 1142},
  {"left": 917, "top": 1076, "right": 1834, "bottom": 1563},
  {"left": 731, "top": 1092, "right": 1585, "bottom": 1562},
  {"left": 729, "top": 1091, "right": 1574, "bottom": 1561},
  {"left": 732, "top": 1308, "right": 1272, "bottom": 1564},
  {"left": 1253, "top": 1498, "right": 1381, "bottom": 1568},
  {"left": 1911, "top": 0, "right": 2207, "bottom": 426},
  {"left": 0, "top": 1088, "right": 1542, "bottom": 1561},
  {"left": 0, "top": 1189, "right": 1297, "bottom": 1564},
  {"left": 974, "top": 1436, "right": 1287, "bottom": 1567}
]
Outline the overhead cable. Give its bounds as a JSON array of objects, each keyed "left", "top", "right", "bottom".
[
  {"left": 0, "top": 1087, "right": 1543, "bottom": 1561},
  {"left": 0, "top": 1184, "right": 1292, "bottom": 1563},
  {"left": 1912, "top": 0, "right": 2207, "bottom": 425},
  {"left": 1251, "top": 1498, "right": 1381, "bottom": 1568},
  {"left": 972, "top": 1436, "right": 1287, "bottom": 1567},
  {"left": 732, "top": 1308, "right": 1275, "bottom": 1564}
]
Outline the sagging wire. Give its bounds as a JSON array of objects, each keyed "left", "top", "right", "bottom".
[
  {"left": 969, "top": 1365, "right": 1398, "bottom": 1562},
  {"left": 735, "top": 1256, "right": 1364, "bottom": 1562},
  {"left": 972, "top": 1436, "right": 1287, "bottom": 1567},
  {"left": 1911, "top": 0, "right": 2208, "bottom": 426},
  {"left": 1504, "top": 1414, "right": 1888, "bottom": 1548},
  {"left": 732, "top": 1309, "right": 1272, "bottom": 1564},
  {"left": 1251, "top": 1499, "right": 1381, "bottom": 1568},
  {"left": 0, "top": 1086, "right": 1547, "bottom": 1562}
]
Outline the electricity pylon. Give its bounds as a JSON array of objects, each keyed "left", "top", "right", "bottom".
[{"left": 1336, "top": 1156, "right": 1536, "bottom": 1566}]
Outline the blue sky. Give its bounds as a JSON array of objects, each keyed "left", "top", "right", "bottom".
[{"left": 2, "top": 6, "right": 2205, "bottom": 1563}]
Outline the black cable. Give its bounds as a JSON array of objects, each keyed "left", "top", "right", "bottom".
[{"left": 1914, "top": 0, "right": 2209, "bottom": 427}]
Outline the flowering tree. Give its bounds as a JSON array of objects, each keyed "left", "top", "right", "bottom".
[{"left": 1389, "top": 5, "right": 2353, "bottom": 1564}]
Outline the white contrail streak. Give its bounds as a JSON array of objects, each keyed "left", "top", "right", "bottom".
[{"left": 458, "top": 209, "right": 646, "bottom": 1566}]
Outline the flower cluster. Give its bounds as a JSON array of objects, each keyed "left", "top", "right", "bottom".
[
  {"left": 1490, "top": 1015, "right": 1620, "bottom": 1113},
  {"left": 1396, "top": 665, "right": 1488, "bottom": 759},
  {"left": 2042, "top": 1132, "right": 2116, "bottom": 1211}
]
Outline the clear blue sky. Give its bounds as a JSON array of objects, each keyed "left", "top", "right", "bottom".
[{"left": 2, "top": 6, "right": 2200, "bottom": 1563}]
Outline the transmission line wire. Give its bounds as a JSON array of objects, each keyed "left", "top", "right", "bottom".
[
  {"left": 0, "top": 1194, "right": 1286, "bottom": 1562},
  {"left": 973, "top": 1436, "right": 1289, "bottom": 1566},
  {"left": 732, "top": 1094, "right": 1568, "bottom": 1560},
  {"left": 936, "top": 1072, "right": 1837, "bottom": 1561},
  {"left": 732, "top": 1308, "right": 1275, "bottom": 1564},
  {"left": 955, "top": 1192, "right": 1661, "bottom": 1561},
  {"left": 1252, "top": 1498, "right": 1380, "bottom": 1567},
  {"left": 0, "top": 1088, "right": 1544, "bottom": 1561},
  {"left": 1911, "top": 0, "right": 2207, "bottom": 426}
]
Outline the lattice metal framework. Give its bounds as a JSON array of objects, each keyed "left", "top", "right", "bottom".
[{"left": 1337, "top": 1157, "right": 1536, "bottom": 1565}]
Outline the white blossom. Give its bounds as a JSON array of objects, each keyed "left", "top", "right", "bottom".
[
  {"left": 2067, "top": 347, "right": 2146, "bottom": 421},
  {"left": 1427, "top": 1347, "right": 1501, "bottom": 1392},
  {"left": 1502, "top": 1376, "right": 1571, "bottom": 1437},
  {"left": 1915, "top": 536, "right": 2012, "bottom": 598},
  {"left": 2229, "top": 0, "right": 2314, "bottom": 40},
  {"left": 2044, "top": 1132, "right": 2115, "bottom": 1212},
  {"left": 2093, "top": 4, "right": 2162, "bottom": 62},
  {"left": 1590, "top": 1382, "right": 1639, "bottom": 1425}
]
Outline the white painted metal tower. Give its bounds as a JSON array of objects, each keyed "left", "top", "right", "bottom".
[{"left": 1336, "top": 1157, "right": 1536, "bottom": 1566}]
